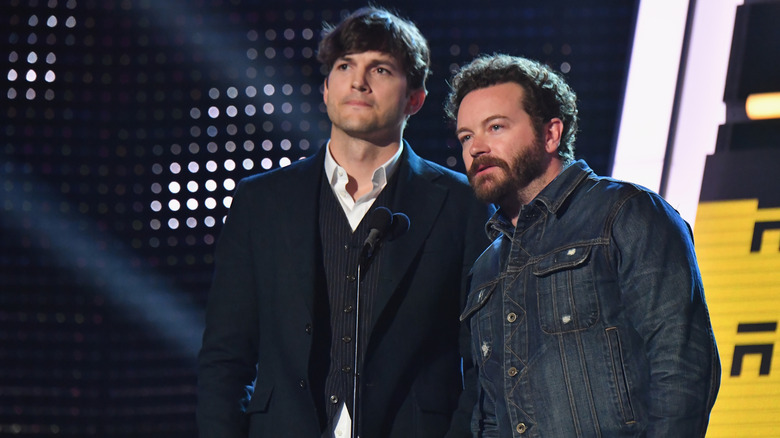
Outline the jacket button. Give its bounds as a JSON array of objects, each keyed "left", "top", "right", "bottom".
[
  {"left": 508, "top": 367, "right": 518, "bottom": 377},
  {"left": 330, "top": 395, "right": 339, "bottom": 404},
  {"left": 298, "top": 379, "right": 306, "bottom": 388},
  {"left": 516, "top": 423, "right": 527, "bottom": 433},
  {"left": 305, "top": 323, "right": 312, "bottom": 334},
  {"left": 507, "top": 312, "right": 517, "bottom": 322}
]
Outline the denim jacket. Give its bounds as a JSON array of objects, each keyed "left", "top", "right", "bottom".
[{"left": 461, "top": 161, "right": 720, "bottom": 437}]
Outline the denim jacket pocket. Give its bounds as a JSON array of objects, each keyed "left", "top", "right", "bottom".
[{"left": 532, "top": 245, "right": 599, "bottom": 334}]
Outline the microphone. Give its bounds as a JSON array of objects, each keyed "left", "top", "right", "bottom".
[{"left": 361, "top": 206, "right": 393, "bottom": 261}]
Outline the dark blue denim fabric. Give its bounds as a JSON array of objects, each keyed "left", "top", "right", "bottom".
[{"left": 461, "top": 161, "right": 720, "bottom": 437}]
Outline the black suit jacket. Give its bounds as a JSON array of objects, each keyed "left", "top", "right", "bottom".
[{"left": 197, "top": 143, "right": 493, "bottom": 437}]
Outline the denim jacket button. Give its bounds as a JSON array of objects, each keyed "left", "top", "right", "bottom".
[
  {"left": 507, "top": 312, "right": 517, "bottom": 322},
  {"left": 508, "top": 366, "right": 518, "bottom": 377},
  {"left": 516, "top": 422, "right": 527, "bottom": 433}
]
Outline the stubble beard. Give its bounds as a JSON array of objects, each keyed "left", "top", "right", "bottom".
[{"left": 467, "top": 138, "right": 547, "bottom": 206}]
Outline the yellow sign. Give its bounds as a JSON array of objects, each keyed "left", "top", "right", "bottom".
[{"left": 695, "top": 199, "right": 780, "bottom": 437}]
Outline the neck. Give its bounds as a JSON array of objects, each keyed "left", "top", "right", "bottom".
[
  {"left": 328, "top": 131, "right": 401, "bottom": 200},
  {"left": 507, "top": 159, "right": 565, "bottom": 227}
]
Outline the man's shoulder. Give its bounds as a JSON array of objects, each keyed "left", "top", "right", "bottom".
[{"left": 239, "top": 153, "right": 320, "bottom": 189}]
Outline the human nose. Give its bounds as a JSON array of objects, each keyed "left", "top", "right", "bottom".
[
  {"left": 466, "top": 134, "right": 489, "bottom": 158},
  {"left": 351, "top": 67, "right": 369, "bottom": 92}
]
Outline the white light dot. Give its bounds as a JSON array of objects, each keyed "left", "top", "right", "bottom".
[
  {"left": 281, "top": 102, "right": 292, "bottom": 114},
  {"left": 26, "top": 69, "right": 37, "bottom": 82},
  {"left": 205, "top": 216, "right": 216, "bottom": 227},
  {"left": 169, "top": 181, "right": 181, "bottom": 194},
  {"left": 206, "top": 161, "right": 218, "bottom": 172},
  {"left": 263, "top": 103, "right": 274, "bottom": 114},
  {"left": 45, "top": 71, "right": 55, "bottom": 82},
  {"left": 242, "top": 158, "right": 254, "bottom": 170},
  {"left": 190, "top": 107, "right": 201, "bottom": 119},
  {"left": 186, "top": 217, "right": 198, "bottom": 228},
  {"left": 170, "top": 162, "right": 181, "bottom": 174},
  {"left": 168, "top": 199, "right": 181, "bottom": 211},
  {"left": 187, "top": 181, "right": 199, "bottom": 192},
  {"left": 47, "top": 15, "right": 58, "bottom": 27},
  {"left": 205, "top": 197, "right": 217, "bottom": 209},
  {"left": 7, "top": 69, "right": 18, "bottom": 81},
  {"left": 168, "top": 218, "right": 180, "bottom": 229},
  {"left": 209, "top": 87, "right": 219, "bottom": 99},
  {"left": 282, "top": 84, "right": 293, "bottom": 95},
  {"left": 208, "top": 106, "right": 219, "bottom": 118},
  {"left": 224, "top": 159, "right": 236, "bottom": 171},
  {"left": 27, "top": 52, "right": 38, "bottom": 63},
  {"left": 263, "top": 84, "right": 275, "bottom": 96},
  {"left": 226, "top": 105, "right": 237, "bottom": 117},
  {"left": 261, "top": 158, "right": 273, "bottom": 169},
  {"left": 150, "top": 219, "right": 161, "bottom": 230},
  {"left": 46, "top": 53, "right": 56, "bottom": 64},
  {"left": 205, "top": 180, "right": 217, "bottom": 191},
  {"left": 26, "top": 88, "right": 36, "bottom": 99},
  {"left": 223, "top": 178, "right": 236, "bottom": 191},
  {"left": 150, "top": 200, "right": 162, "bottom": 212},
  {"left": 245, "top": 86, "right": 257, "bottom": 97},
  {"left": 245, "top": 104, "right": 256, "bottom": 116},
  {"left": 188, "top": 161, "right": 199, "bottom": 173},
  {"left": 223, "top": 196, "right": 233, "bottom": 208},
  {"left": 279, "top": 157, "right": 292, "bottom": 168},
  {"left": 187, "top": 198, "right": 199, "bottom": 210},
  {"left": 65, "top": 16, "right": 76, "bottom": 28}
]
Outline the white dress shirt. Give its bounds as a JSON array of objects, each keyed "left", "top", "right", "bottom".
[{"left": 324, "top": 141, "right": 404, "bottom": 231}]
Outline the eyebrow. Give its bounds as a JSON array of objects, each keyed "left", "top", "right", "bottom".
[{"left": 456, "top": 114, "right": 507, "bottom": 136}]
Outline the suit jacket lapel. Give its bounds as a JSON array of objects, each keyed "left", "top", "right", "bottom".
[
  {"left": 369, "top": 144, "right": 448, "bottom": 331},
  {"left": 280, "top": 147, "right": 327, "bottom": 317}
]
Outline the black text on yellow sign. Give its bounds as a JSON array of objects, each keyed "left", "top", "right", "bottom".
[{"left": 694, "top": 199, "right": 780, "bottom": 437}]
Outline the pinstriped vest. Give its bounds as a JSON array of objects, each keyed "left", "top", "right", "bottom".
[{"left": 312, "top": 172, "right": 397, "bottom": 432}]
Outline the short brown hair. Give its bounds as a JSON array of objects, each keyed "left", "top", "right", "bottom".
[{"left": 317, "top": 7, "right": 431, "bottom": 93}]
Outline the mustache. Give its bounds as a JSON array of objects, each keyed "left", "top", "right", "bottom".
[{"left": 467, "top": 155, "right": 510, "bottom": 180}]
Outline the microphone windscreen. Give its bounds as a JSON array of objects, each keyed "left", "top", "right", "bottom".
[
  {"left": 368, "top": 206, "right": 393, "bottom": 234},
  {"left": 389, "top": 213, "right": 410, "bottom": 241}
]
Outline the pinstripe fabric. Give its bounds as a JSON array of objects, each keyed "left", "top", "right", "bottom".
[{"left": 318, "top": 173, "right": 396, "bottom": 431}]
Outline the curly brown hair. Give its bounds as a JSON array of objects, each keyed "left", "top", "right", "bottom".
[{"left": 446, "top": 54, "right": 578, "bottom": 164}]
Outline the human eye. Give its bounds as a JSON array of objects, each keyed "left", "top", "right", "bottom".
[
  {"left": 375, "top": 66, "right": 392, "bottom": 75},
  {"left": 489, "top": 123, "right": 503, "bottom": 132},
  {"left": 457, "top": 134, "right": 472, "bottom": 146}
]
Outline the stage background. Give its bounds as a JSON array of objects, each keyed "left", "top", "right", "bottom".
[{"left": 8, "top": 0, "right": 778, "bottom": 437}]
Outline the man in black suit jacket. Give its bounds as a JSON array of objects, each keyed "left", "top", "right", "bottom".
[{"left": 197, "top": 7, "right": 493, "bottom": 437}]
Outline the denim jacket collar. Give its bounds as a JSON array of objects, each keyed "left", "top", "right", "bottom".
[{"left": 485, "top": 160, "right": 592, "bottom": 241}]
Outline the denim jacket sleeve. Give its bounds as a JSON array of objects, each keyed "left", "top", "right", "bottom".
[{"left": 609, "top": 190, "right": 720, "bottom": 437}]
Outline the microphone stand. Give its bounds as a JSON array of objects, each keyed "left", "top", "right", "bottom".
[{"left": 351, "top": 261, "right": 363, "bottom": 438}]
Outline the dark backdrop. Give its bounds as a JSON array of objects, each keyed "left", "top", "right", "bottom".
[{"left": 1, "top": 0, "right": 637, "bottom": 435}]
